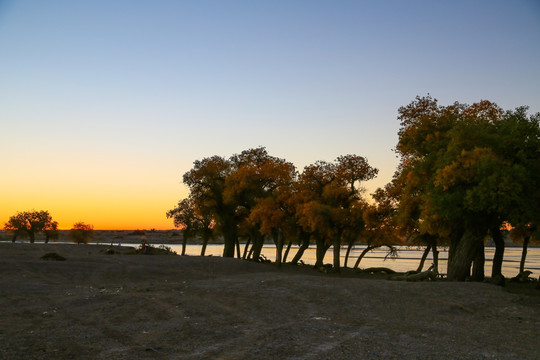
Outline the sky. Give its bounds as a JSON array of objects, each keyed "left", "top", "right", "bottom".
[{"left": 1, "top": 0, "right": 539, "bottom": 230}]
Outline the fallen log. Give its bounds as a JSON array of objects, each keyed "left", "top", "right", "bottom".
[
  {"left": 357, "top": 267, "right": 397, "bottom": 275},
  {"left": 510, "top": 271, "right": 533, "bottom": 283},
  {"left": 390, "top": 265, "right": 437, "bottom": 282}
]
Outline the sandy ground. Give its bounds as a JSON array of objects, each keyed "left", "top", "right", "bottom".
[{"left": 0, "top": 242, "right": 539, "bottom": 360}]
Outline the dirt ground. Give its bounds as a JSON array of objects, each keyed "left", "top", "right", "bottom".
[{"left": 0, "top": 242, "right": 539, "bottom": 360}]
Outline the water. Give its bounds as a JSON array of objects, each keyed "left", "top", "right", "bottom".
[{"left": 162, "top": 243, "right": 539, "bottom": 278}]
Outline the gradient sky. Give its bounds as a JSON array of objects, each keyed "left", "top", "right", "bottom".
[{"left": 1, "top": 1, "right": 539, "bottom": 230}]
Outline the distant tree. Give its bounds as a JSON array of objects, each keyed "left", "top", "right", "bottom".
[
  {"left": 69, "top": 222, "right": 94, "bottom": 244},
  {"left": 4, "top": 210, "right": 56, "bottom": 243},
  {"left": 44, "top": 221, "right": 59, "bottom": 243}
]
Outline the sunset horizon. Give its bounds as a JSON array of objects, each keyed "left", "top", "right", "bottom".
[{"left": 1, "top": 1, "right": 538, "bottom": 230}]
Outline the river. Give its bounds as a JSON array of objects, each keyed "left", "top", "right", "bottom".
[{"left": 161, "top": 243, "right": 539, "bottom": 278}]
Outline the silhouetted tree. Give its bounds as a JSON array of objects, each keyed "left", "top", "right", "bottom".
[
  {"left": 69, "top": 222, "right": 94, "bottom": 244},
  {"left": 4, "top": 210, "right": 56, "bottom": 243},
  {"left": 44, "top": 221, "right": 59, "bottom": 243}
]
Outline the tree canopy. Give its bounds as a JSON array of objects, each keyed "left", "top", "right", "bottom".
[
  {"left": 392, "top": 96, "right": 540, "bottom": 280},
  {"left": 171, "top": 147, "right": 378, "bottom": 271}
]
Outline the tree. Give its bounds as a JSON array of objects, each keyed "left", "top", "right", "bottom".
[
  {"left": 183, "top": 155, "right": 239, "bottom": 257},
  {"left": 393, "top": 96, "right": 540, "bottom": 281},
  {"left": 44, "top": 221, "right": 59, "bottom": 243},
  {"left": 510, "top": 224, "right": 539, "bottom": 275},
  {"left": 181, "top": 147, "right": 296, "bottom": 260},
  {"left": 167, "top": 198, "right": 197, "bottom": 255},
  {"left": 354, "top": 188, "right": 402, "bottom": 270},
  {"left": 69, "top": 222, "right": 94, "bottom": 244},
  {"left": 167, "top": 197, "right": 215, "bottom": 256},
  {"left": 227, "top": 147, "right": 296, "bottom": 262},
  {"left": 501, "top": 107, "right": 540, "bottom": 277},
  {"left": 296, "top": 161, "right": 340, "bottom": 270},
  {"left": 4, "top": 210, "right": 56, "bottom": 243},
  {"left": 296, "top": 156, "right": 377, "bottom": 272}
]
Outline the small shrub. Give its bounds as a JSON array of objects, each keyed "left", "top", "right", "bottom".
[
  {"left": 69, "top": 222, "right": 94, "bottom": 244},
  {"left": 41, "top": 252, "right": 66, "bottom": 261},
  {"left": 158, "top": 244, "right": 176, "bottom": 254},
  {"left": 134, "top": 242, "right": 177, "bottom": 255},
  {"left": 128, "top": 229, "right": 146, "bottom": 236}
]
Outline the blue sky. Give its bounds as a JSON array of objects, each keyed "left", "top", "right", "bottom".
[{"left": 0, "top": 0, "right": 539, "bottom": 229}]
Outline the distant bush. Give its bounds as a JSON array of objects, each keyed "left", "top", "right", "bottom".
[
  {"left": 134, "top": 242, "right": 177, "bottom": 255},
  {"left": 41, "top": 252, "right": 66, "bottom": 261},
  {"left": 128, "top": 230, "right": 146, "bottom": 236},
  {"left": 158, "top": 244, "right": 176, "bottom": 254},
  {"left": 69, "top": 222, "right": 94, "bottom": 244},
  {"left": 170, "top": 231, "right": 180, "bottom": 237}
]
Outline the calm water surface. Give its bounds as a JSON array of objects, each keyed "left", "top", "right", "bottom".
[{"left": 164, "top": 244, "right": 539, "bottom": 278}]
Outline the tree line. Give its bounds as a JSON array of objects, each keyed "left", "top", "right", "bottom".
[
  {"left": 4, "top": 211, "right": 94, "bottom": 244},
  {"left": 168, "top": 96, "right": 540, "bottom": 281}
]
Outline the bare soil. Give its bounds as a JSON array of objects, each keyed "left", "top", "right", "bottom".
[{"left": 0, "top": 242, "right": 539, "bottom": 359}]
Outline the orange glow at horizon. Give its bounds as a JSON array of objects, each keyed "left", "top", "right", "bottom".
[
  {"left": 0, "top": 140, "right": 393, "bottom": 231},
  {"left": 0, "top": 159, "right": 189, "bottom": 231}
]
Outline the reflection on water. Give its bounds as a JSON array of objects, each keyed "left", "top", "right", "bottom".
[{"left": 170, "top": 244, "right": 540, "bottom": 278}]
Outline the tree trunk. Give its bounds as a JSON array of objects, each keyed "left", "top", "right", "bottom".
[
  {"left": 274, "top": 230, "right": 284, "bottom": 267},
  {"left": 11, "top": 233, "right": 17, "bottom": 242},
  {"left": 519, "top": 236, "right": 530, "bottom": 274},
  {"left": 344, "top": 240, "right": 354, "bottom": 268},
  {"left": 222, "top": 229, "right": 237, "bottom": 258},
  {"left": 447, "top": 228, "right": 464, "bottom": 271},
  {"left": 291, "top": 234, "right": 310, "bottom": 265},
  {"left": 432, "top": 240, "right": 439, "bottom": 274},
  {"left": 283, "top": 240, "right": 293, "bottom": 263},
  {"left": 181, "top": 236, "right": 187, "bottom": 256},
  {"left": 235, "top": 238, "right": 241, "bottom": 258},
  {"left": 201, "top": 234, "right": 209, "bottom": 256},
  {"left": 471, "top": 242, "right": 485, "bottom": 282},
  {"left": 247, "top": 243, "right": 255, "bottom": 260},
  {"left": 315, "top": 237, "right": 327, "bottom": 269},
  {"left": 242, "top": 237, "right": 251, "bottom": 259},
  {"left": 490, "top": 227, "right": 505, "bottom": 279},
  {"left": 416, "top": 244, "right": 432, "bottom": 272},
  {"left": 447, "top": 228, "right": 484, "bottom": 281},
  {"left": 332, "top": 238, "right": 341, "bottom": 272},
  {"left": 29, "top": 231, "right": 35, "bottom": 243},
  {"left": 353, "top": 245, "right": 378, "bottom": 269},
  {"left": 250, "top": 234, "right": 264, "bottom": 262}
]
